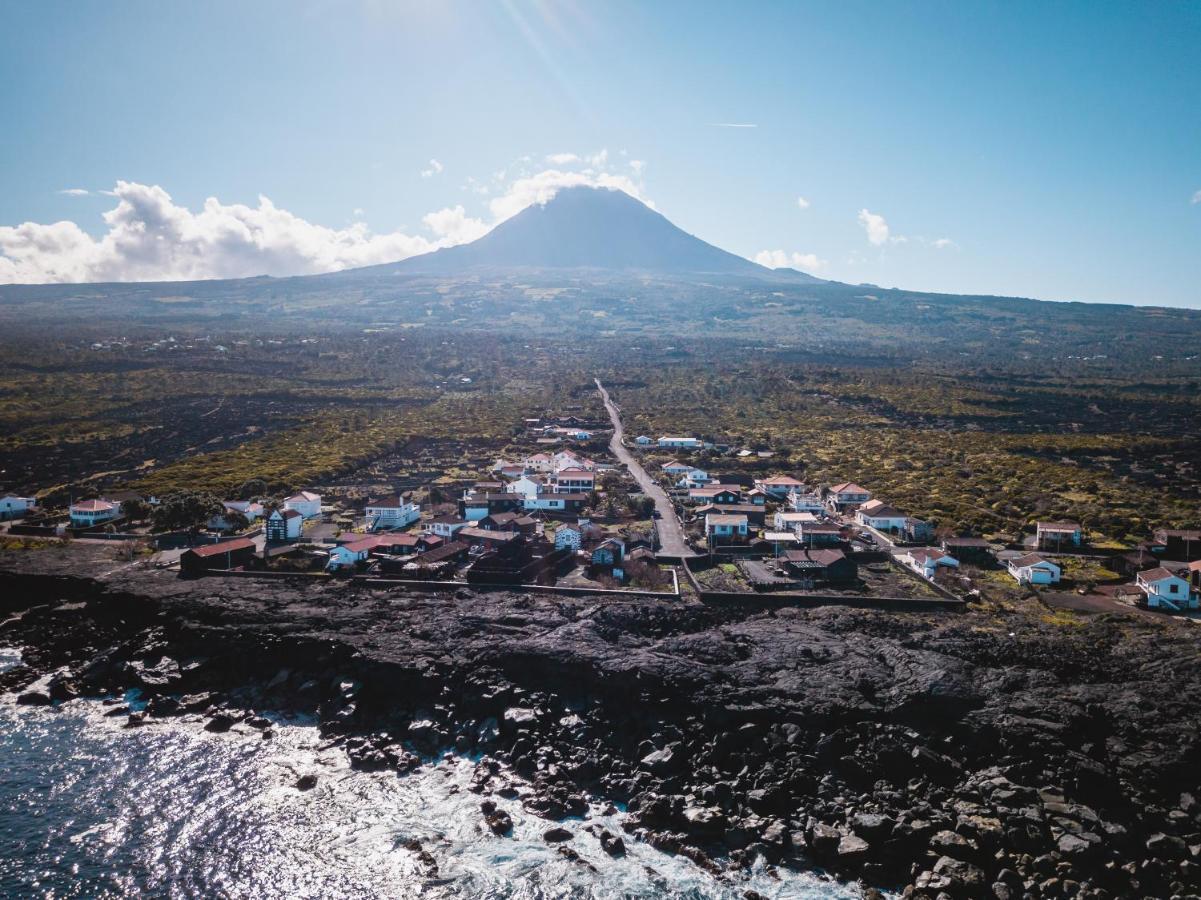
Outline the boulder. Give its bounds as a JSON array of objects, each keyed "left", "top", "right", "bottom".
[{"left": 543, "top": 827, "right": 573, "bottom": 843}]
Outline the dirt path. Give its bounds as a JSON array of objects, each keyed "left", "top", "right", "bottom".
[{"left": 595, "top": 379, "right": 695, "bottom": 559}]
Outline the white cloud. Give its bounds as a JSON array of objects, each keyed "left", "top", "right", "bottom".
[
  {"left": 546, "top": 153, "right": 580, "bottom": 165},
  {"left": 932, "top": 237, "right": 957, "bottom": 250},
  {"left": 352, "top": 207, "right": 365, "bottom": 218},
  {"left": 796, "top": 196, "right": 810, "bottom": 210},
  {"left": 421, "top": 205, "right": 489, "bottom": 244},
  {"left": 1192, "top": 189, "right": 1201, "bottom": 204},
  {"left": 488, "top": 168, "right": 649, "bottom": 222},
  {"left": 58, "top": 188, "right": 90, "bottom": 197},
  {"left": 754, "top": 249, "right": 826, "bottom": 272},
  {"left": 630, "top": 160, "right": 646, "bottom": 175},
  {"left": 420, "top": 158, "right": 444, "bottom": 178},
  {"left": 0, "top": 181, "right": 446, "bottom": 284},
  {"left": 858, "top": 209, "right": 890, "bottom": 246}
]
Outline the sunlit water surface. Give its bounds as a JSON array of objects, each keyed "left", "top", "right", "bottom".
[{"left": 0, "top": 647, "right": 861, "bottom": 898}]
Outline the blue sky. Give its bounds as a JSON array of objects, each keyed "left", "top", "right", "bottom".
[{"left": 1, "top": 0, "right": 1199, "bottom": 306}]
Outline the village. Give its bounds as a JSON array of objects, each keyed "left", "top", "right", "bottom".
[{"left": 2, "top": 397, "right": 1200, "bottom": 616}]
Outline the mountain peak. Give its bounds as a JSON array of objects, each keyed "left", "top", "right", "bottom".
[{"left": 378, "top": 185, "right": 819, "bottom": 281}]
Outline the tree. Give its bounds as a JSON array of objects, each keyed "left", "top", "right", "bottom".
[
  {"left": 238, "top": 478, "right": 268, "bottom": 501},
  {"left": 150, "top": 492, "right": 224, "bottom": 532},
  {"left": 122, "top": 498, "right": 150, "bottom": 523}
]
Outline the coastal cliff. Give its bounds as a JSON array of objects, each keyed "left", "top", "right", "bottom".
[{"left": 2, "top": 555, "right": 1200, "bottom": 898}]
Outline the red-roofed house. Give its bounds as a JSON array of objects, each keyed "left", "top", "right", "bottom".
[
  {"left": 180, "top": 538, "right": 257, "bottom": 576},
  {"left": 826, "top": 482, "right": 872, "bottom": 512}
]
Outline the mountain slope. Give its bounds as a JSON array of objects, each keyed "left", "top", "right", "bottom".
[{"left": 366, "top": 186, "right": 818, "bottom": 280}]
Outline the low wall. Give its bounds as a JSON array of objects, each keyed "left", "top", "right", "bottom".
[{"left": 681, "top": 558, "right": 964, "bottom": 612}]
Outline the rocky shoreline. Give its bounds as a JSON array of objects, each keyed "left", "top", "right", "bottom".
[{"left": 2, "top": 560, "right": 1200, "bottom": 898}]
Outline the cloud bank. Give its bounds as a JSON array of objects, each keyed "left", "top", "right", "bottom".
[
  {"left": 0, "top": 153, "right": 650, "bottom": 284},
  {"left": 754, "top": 249, "right": 826, "bottom": 272}
]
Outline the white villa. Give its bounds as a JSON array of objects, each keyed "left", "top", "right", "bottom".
[
  {"left": 364, "top": 496, "right": 421, "bottom": 531},
  {"left": 1007, "top": 553, "right": 1061, "bottom": 585},
  {"left": 705, "top": 513, "right": 748, "bottom": 541},
  {"left": 658, "top": 436, "right": 705, "bottom": 450},
  {"left": 774, "top": 510, "right": 818, "bottom": 533},
  {"left": 826, "top": 482, "right": 872, "bottom": 512},
  {"left": 69, "top": 498, "right": 118, "bottom": 527},
  {"left": 283, "top": 491, "right": 322, "bottom": 520},
  {"left": 754, "top": 476, "right": 806, "bottom": 499},
  {"left": 426, "top": 515, "right": 469, "bottom": 539},
  {"left": 903, "top": 548, "right": 959, "bottom": 580},
  {"left": 787, "top": 488, "right": 825, "bottom": 514},
  {"left": 1036, "top": 521, "right": 1083, "bottom": 550}
]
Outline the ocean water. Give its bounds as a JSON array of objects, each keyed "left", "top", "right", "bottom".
[{"left": 0, "top": 648, "right": 861, "bottom": 899}]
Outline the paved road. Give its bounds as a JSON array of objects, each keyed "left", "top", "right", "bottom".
[{"left": 595, "top": 378, "right": 695, "bottom": 559}]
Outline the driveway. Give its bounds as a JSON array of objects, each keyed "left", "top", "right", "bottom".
[{"left": 595, "top": 378, "right": 695, "bottom": 559}]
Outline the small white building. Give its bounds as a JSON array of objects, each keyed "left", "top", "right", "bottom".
[
  {"left": 661, "top": 460, "right": 693, "bottom": 476},
  {"left": 523, "top": 452, "right": 555, "bottom": 473},
  {"left": 677, "top": 468, "right": 710, "bottom": 488},
  {"left": 426, "top": 515, "right": 469, "bottom": 539},
  {"left": 856, "top": 500, "right": 909, "bottom": 534},
  {"left": 754, "top": 476, "right": 806, "bottom": 499},
  {"left": 554, "top": 525, "right": 582, "bottom": 551},
  {"left": 69, "top": 499, "right": 118, "bottom": 527},
  {"left": 266, "top": 508, "right": 304, "bottom": 542},
  {"left": 705, "top": 513, "right": 748, "bottom": 541},
  {"left": 510, "top": 476, "right": 544, "bottom": 499},
  {"left": 774, "top": 510, "right": 818, "bottom": 533},
  {"left": 365, "top": 496, "right": 421, "bottom": 531},
  {"left": 903, "top": 548, "right": 959, "bottom": 580},
  {"left": 1136, "top": 567, "right": 1198, "bottom": 611},
  {"left": 1007, "top": 553, "right": 1061, "bottom": 585},
  {"left": 283, "top": 491, "right": 322, "bottom": 520},
  {"left": 658, "top": 436, "right": 704, "bottom": 450},
  {"left": 786, "top": 489, "right": 825, "bottom": 514},
  {"left": 634, "top": 435, "right": 653, "bottom": 445},
  {"left": 0, "top": 495, "right": 36, "bottom": 521}
]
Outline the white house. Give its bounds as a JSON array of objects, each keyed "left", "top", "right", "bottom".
[
  {"left": 364, "top": 496, "right": 421, "bottom": 531},
  {"left": 677, "top": 468, "right": 710, "bottom": 488},
  {"left": 426, "top": 515, "right": 469, "bottom": 539},
  {"left": 634, "top": 435, "right": 653, "bottom": 446},
  {"left": 554, "top": 525, "right": 583, "bottom": 551},
  {"left": 327, "top": 537, "right": 375, "bottom": 570},
  {"left": 705, "top": 513, "right": 748, "bottom": 542},
  {"left": 754, "top": 476, "right": 806, "bottom": 499},
  {"left": 661, "top": 460, "right": 693, "bottom": 476},
  {"left": 266, "top": 508, "right": 304, "bottom": 542},
  {"left": 552, "top": 450, "right": 593, "bottom": 472},
  {"left": 523, "top": 452, "right": 555, "bottom": 473},
  {"left": 774, "top": 510, "right": 818, "bottom": 533},
  {"left": 826, "top": 482, "right": 872, "bottom": 511},
  {"left": 658, "top": 436, "right": 704, "bottom": 450},
  {"left": 552, "top": 468, "right": 595, "bottom": 494},
  {"left": 283, "top": 491, "right": 322, "bottom": 520},
  {"left": 787, "top": 489, "right": 825, "bottom": 514},
  {"left": 856, "top": 500, "right": 909, "bottom": 534},
  {"left": 0, "top": 495, "right": 36, "bottom": 520},
  {"left": 1007, "top": 553, "right": 1061, "bottom": 585},
  {"left": 1136, "top": 567, "right": 1198, "bottom": 611},
  {"left": 69, "top": 499, "right": 118, "bottom": 527},
  {"left": 510, "top": 475, "right": 544, "bottom": 499},
  {"left": 525, "top": 494, "right": 586, "bottom": 513},
  {"left": 904, "top": 548, "right": 959, "bottom": 580}
]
